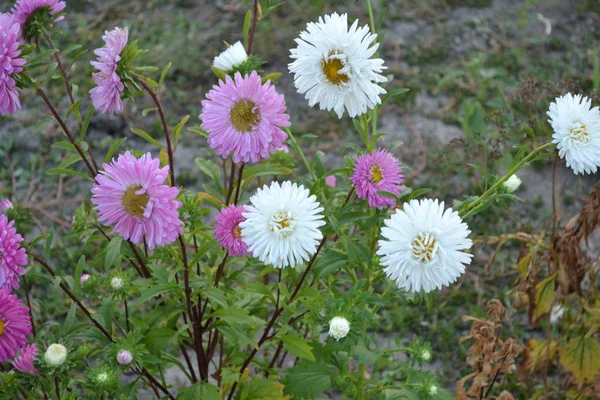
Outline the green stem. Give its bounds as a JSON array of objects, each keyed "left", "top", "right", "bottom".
[
  {"left": 359, "top": 114, "right": 371, "bottom": 150},
  {"left": 366, "top": 0, "right": 376, "bottom": 35},
  {"left": 462, "top": 141, "right": 554, "bottom": 219},
  {"left": 286, "top": 128, "right": 316, "bottom": 180}
]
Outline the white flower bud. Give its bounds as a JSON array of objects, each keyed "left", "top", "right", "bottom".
[
  {"left": 44, "top": 344, "right": 68, "bottom": 366},
  {"left": 328, "top": 316, "right": 350, "bottom": 341},
  {"left": 427, "top": 385, "right": 438, "bottom": 395},
  {"left": 96, "top": 372, "right": 108, "bottom": 382},
  {"left": 419, "top": 349, "right": 432, "bottom": 362},
  {"left": 550, "top": 305, "right": 566, "bottom": 325},
  {"left": 503, "top": 175, "right": 522, "bottom": 193},
  {"left": 110, "top": 277, "right": 124, "bottom": 290},
  {"left": 117, "top": 350, "right": 133, "bottom": 365}
]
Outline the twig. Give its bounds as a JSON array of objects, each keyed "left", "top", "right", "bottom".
[{"left": 246, "top": 0, "right": 260, "bottom": 55}]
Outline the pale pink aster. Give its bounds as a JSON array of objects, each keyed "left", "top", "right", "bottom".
[
  {"left": 0, "top": 14, "right": 26, "bottom": 116},
  {"left": 13, "top": 343, "right": 39, "bottom": 375},
  {"left": 11, "top": 0, "right": 66, "bottom": 41},
  {"left": 80, "top": 274, "right": 90, "bottom": 284},
  {"left": 91, "top": 151, "right": 183, "bottom": 249},
  {"left": 90, "top": 27, "right": 129, "bottom": 115},
  {"left": 325, "top": 175, "right": 336, "bottom": 187},
  {"left": 277, "top": 144, "right": 290, "bottom": 153},
  {"left": 350, "top": 149, "right": 404, "bottom": 209},
  {"left": 0, "top": 290, "right": 31, "bottom": 362},
  {"left": 0, "top": 214, "right": 27, "bottom": 291},
  {"left": 0, "top": 182, "right": 13, "bottom": 212},
  {"left": 214, "top": 204, "right": 249, "bottom": 257},
  {"left": 200, "top": 71, "right": 291, "bottom": 163}
]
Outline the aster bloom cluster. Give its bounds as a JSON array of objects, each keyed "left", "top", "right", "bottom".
[
  {"left": 0, "top": 13, "right": 26, "bottom": 116},
  {"left": 91, "top": 151, "right": 183, "bottom": 249},
  {"left": 547, "top": 93, "right": 600, "bottom": 175},
  {"left": 90, "top": 27, "right": 129, "bottom": 115}
]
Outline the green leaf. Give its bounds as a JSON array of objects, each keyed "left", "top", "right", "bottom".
[
  {"left": 262, "top": 72, "right": 282, "bottom": 84},
  {"left": 137, "top": 284, "right": 183, "bottom": 304},
  {"left": 559, "top": 335, "right": 600, "bottom": 383},
  {"left": 73, "top": 256, "right": 85, "bottom": 294},
  {"left": 172, "top": 115, "right": 190, "bottom": 150},
  {"left": 131, "top": 127, "right": 163, "bottom": 148},
  {"left": 104, "top": 137, "right": 127, "bottom": 163},
  {"left": 46, "top": 168, "right": 92, "bottom": 180},
  {"left": 382, "top": 88, "right": 410, "bottom": 104},
  {"left": 243, "top": 10, "right": 252, "bottom": 49},
  {"left": 283, "top": 361, "right": 332, "bottom": 397},
  {"left": 534, "top": 273, "right": 556, "bottom": 321},
  {"left": 177, "top": 382, "right": 220, "bottom": 400},
  {"left": 243, "top": 163, "right": 293, "bottom": 180},
  {"left": 279, "top": 335, "right": 316, "bottom": 361},
  {"left": 44, "top": 226, "right": 54, "bottom": 259},
  {"left": 194, "top": 158, "right": 222, "bottom": 190},
  {"left": 159, "top": 62, "right": 173, "bottom": 86},
  {"left": 80, "top": 105, "right": 95, "bottom": 140},
  {"left": 462, "top": 100, "right": 485, "bottom": 138},
  {"left": 238, "top": 377, "right": 287, "bottom": 400},
  {"left": 208, "top": 307, "right": 254, "bottom": 327},
  {"left": 62, "top": 303, "right": 78, "bottom": 335},
  {"left": 211, "top": 66, "right": 226, "bottom": 81},
  {"left": 105, "top": 236, "right": 123, "bottom": 270}
]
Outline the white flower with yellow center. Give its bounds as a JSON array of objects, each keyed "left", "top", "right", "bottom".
[
  {"left": 213, "top": 41, "right": 248, "bottom": 72},
  {"left": 377, "top": 199, "right": 472, "bottom": 293},
  {"left": 241, "top": 181, "right": 325, "bottom": 268},
  {"left": 547, "top": 93, "right": 600, "bottom": 175},
  {"left": 289, "top": 12, "right": 387, "bottom": 118}
]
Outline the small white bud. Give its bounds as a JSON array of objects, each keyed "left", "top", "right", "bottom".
[
  {"left": 328, "top": 316, "right": 350, "bottom": 341},
  {"left": 96, "top": 372, "right": 108, "bottom": 382},
  {"left": 419, "top": 349, "right": 432, "bottom": 362},
  {"left": 117, "top": 350, "right": 133, "bottom": 365},
  {"left": 45, "top": 344, "right": 68, "bottom": 366},
  {"left": 550, "top": 305, "right": 566, "bottom": 325},
  {"left": 427, "top": 385, "right": 438, "bottom": 395},
  {"left": 503, "top": 175, "right": 522, "bottom": 193},
  {"left": 110, "top": 277, "right": 124, "bottom": 290}
]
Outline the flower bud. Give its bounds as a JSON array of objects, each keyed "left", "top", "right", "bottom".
[
  {"left": 427, "top": 385, "right": 437, "bottom": 396},
  {"left": 419, "top": 349, "right": 432, "bottom": 362},
  {"left": 80, "top": 274, "right": 90, "bottom": 285},
  {"left": 96, "top": 372, "right": 109, "bottom": 382},
  {"left": 325, "top": 175, "right": 336, "bottom": 187},
  {"left": 328, "top": 316, "right": 350, "bottom": 341},
  {"left": 110, "top": 277, "right": 124, "bottom": 290},
  {"left": 503, "top": 175, "right": 522, "bottom": 193},
  {"left": 44, "top": 344, "right": 68, "bottom": 366},
  {"left": 117, "top": 350, "right": 133, "bottom": 365}
]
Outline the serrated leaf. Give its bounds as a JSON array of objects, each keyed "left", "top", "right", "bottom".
[
  {"left": 279, "top": 335, "right": 315, "bottom": 361},
  {"left": 178, "top": 382, "right": 220, "bottom": 400},
  {"left": 283, "top": 361, "right": 331, "bottom": 397},
  {"left": 238, "top": 377, "right": 288, "bottom": 400},
  {"left": 208, "top": 307, "right": 254, "bottom": 327},
  {"left": 559, "top": 335, "right": 600, "bottom": 383},
  {"left": 534, "top": 273, "right": 556, "bottom": 320}
]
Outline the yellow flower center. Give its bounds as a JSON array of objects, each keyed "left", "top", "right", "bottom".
[
  {"left": 370, "top": 164, "right": 383, "bottom": 183},
  {"left": 269, "top": 211, "right": 296, "bottom": 238},
  {"left": 0, "top": 320, "right": 6, "bottom": 337},
  {"left": 122, "top": 185, "right": 149, "bottom": 218},
  {"left": 570, "top": 121, "right": 590, "bottom": 144},
  {"left": 232, "top": 224, "right": 243, "bottom": 239},
  {"left": 321, "top": 53, "right": 349, "bottom": 85},
  {"left": 411, "top": 232, "right": 439, "bottom": 264},
  {"left": 230, "top": 99, "right": 261, "bottom": 132}
]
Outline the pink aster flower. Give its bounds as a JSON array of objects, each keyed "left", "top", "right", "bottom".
[
  {"left": 0, "top": 290, "right": 31, "bottom": 363},
  {"left": 91, "top": 151, "right": 183, "bottom": 249},
  {"left": 325, "top": 175, "right": 336, "bottom": 187},
  {"left": 90, "top": 27, "right": 129, "bottom": 115},
  {"left": 13, "top": 343, "right": 39, "bottom": 375},
  {"left": 350, "top": 149, "right": 404, "bottom": 209},
  {"left": 200, "top": 71, "right": 291, "bottom": 164},
  {"left": 0, "top": 14, "right": 26, "bottom": 116},
  {"left": 0, "top": 214, "right": 27, "bottom": 291},
  {"left": 214, "top": 204, "right": 249, "bottom": 257},
  {"left": 11, "top": 0, "right": 66, "bottom": 41},
  {"left": 0, "top": 182, "right": 13, "bottom": 212}
]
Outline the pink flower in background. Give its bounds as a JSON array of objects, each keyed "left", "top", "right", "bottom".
[
  {"left": 91, "top": 152, "right": 183, "bottom": 249},
  {"left": 214, "top": 204, "right": 249, "bottom": 257},
  {"left": 351, "top": 149, "right": 404, "bottom": 209},
  {"left": 277, "top": 144, "right": 290, "bottom": 153},
  {"left": 90, "top": 27, "right": 129, "bottom": 115},
  {"left": 11, "top": 0, "right": 66, "bottom": 40},
  {"left": 0, "top": 214, "right": 27, "bottom": 291},
  {"left": 0, "top": 290, "right": 31, "bottom": 363},
  {"left": 0, "top": 182, "right": 13, "bottom": 212},
  {"left": 325, "top": 175, "right": 336, "bottom": 187},
  {"left": 80, "top": 274, "right": 90, "bottom": 284},
  {"left": 0, "top": 14, "right": 26, "bottom": 116},
  {"left": 13, "top": 343, "right": 39, "bottom": 375},
  {"left": 200, "top": 71, "right": 290, "bottom": 164}
]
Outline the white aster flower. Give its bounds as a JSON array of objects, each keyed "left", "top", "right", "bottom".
[
  {"left": 241, "top": 181, "right": 325, "bottom": 268},
  {"left": 213, "top": 41, "right": 248, "bottom": 72},
  {"left": 503, "top": 174, "right": 522, "bottom": 193},
  {"left": 547, "top": 93, "right": 600, "bottom": 175},
  {"left": 328, "top": 316, "right": 350, "bottom": 340},
  {"left": 288, "top": 12, "right": 387, "bottom": 119},
  {"left": 377, "top": 199, "right": 472, "bottom": 293},
  {"left": 44, "top": 344, "right": 68, "bottom": 366}
]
